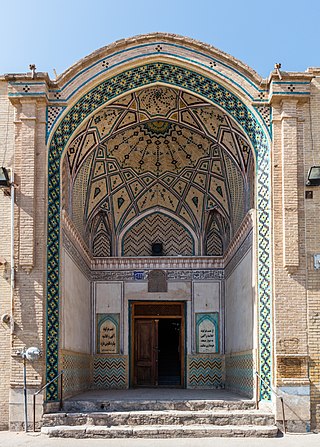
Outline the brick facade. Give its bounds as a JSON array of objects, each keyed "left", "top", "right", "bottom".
[{"left": 0, "top": 34, "right": 319, "bottom": 431}]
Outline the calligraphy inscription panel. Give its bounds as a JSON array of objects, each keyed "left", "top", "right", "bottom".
[
  {"left": 196, "top": 313, "right": 219, "bottom": 354},
  {"left": 97, "top": 314, "right": 120, "bottom": 354}
]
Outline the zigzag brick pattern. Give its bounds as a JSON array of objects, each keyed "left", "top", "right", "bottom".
[
  {"left": 93, "top": 356, "right": 128, "bottom": 389},
  {"left": 122, "top": 212, "right": 194, "bottom": 256},
  {"left": 93, "top": 232, "right": 111, "bottom": 257},
  {"left": 187, "top": 355, "right": 222, "bottom": 388}
]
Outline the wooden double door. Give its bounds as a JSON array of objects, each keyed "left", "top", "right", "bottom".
[{"left": 132, "top": 302, "right": 185, "bottom": 387}]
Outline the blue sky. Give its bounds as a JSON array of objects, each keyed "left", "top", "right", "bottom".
[{"left": 1, "top": 0, "right": 319, "bottom": 78}]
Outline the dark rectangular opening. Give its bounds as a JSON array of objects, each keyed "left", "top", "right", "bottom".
[{"left": 158, "top": 318, "right": 181, "bottom": 386}]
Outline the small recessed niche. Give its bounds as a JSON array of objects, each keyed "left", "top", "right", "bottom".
[
  {"left": 305, "top": 191, "right": 313, "bottom": 199},
  {"left": 151, "top": 242, "right": 163, "bottom": 256}
]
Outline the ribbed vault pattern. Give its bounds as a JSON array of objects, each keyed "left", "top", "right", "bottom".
[{"left": 64, "top": 86, "right": 254, "bottom": 257}]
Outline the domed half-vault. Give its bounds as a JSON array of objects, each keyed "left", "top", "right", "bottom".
[{"left": 62, "top": 86, "right": 254, "bottom": 256}]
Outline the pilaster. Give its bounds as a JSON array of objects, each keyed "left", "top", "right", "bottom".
[
  {"left": 280, "top": 99, "right": 299, "bottom": 272},
  {"left": 7, "top": 76, "right": 49, "bottom": 430},
  {"left": 270, "top": 74, "right": 311, "bottom": 431},
  {"left": 16, "top": 100, "right": 37, "bottom": 270}
]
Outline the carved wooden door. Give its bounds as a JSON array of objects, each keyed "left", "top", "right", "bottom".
[{"left": 134, "top": 319, "right": 159, "bottom": 386}]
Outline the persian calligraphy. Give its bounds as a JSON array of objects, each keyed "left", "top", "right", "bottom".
[
  {"left": 196, "top": 314, "right": 218, "bottom": 353},
  {"left": 99, "top": 317, "right": 118, "bottom": 353}
]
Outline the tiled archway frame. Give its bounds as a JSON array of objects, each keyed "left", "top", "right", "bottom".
[{"left": 46, "top": 62, "right": 271, "bottom": 401}]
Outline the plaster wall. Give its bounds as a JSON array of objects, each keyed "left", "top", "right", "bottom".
[
  {"left": 61, "top": 250, "right": 91, "bottom": 353},
  {"left": 225, "top": 249, "right": 254, "bottom": 353},
  {"left": 96, "top": 282, "right": 122, "bottom": 314},
  {"left": 193, "top": 282, "right": 220, "bottom": 312}
]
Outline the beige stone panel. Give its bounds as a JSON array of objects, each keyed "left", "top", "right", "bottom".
[
  {"left": 9, "top": 388, "right": 44, "bottom": 431},
  {"left": 276, "top": 386, "right": 310, "bottom": 432}
]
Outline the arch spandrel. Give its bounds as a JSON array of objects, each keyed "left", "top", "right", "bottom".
[
  {"left": 46, "top": 34, "right": 271, "bottom": 140},
  {"left": 47, "top": 56, "right": 272, "bottom": 403},
  {"left": 50, "top": 34, "right": 266, "bottom": 104}
]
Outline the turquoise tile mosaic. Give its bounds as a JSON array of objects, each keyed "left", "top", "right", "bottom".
[
  {"left": 46, "top": 62, "right": 272, "bottom": 401},
  {"left": 225, "top": 352, "right": 254, "bottom": 398},
  {"left": 61, "top": 351, "right": 92, "bottom": 398}
]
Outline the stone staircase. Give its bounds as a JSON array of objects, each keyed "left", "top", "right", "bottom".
[{"left": 41, "top": 397, "right": 279, "bottom": 438}]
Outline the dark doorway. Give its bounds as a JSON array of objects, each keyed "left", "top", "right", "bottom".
[{"left": 158, "top": 319, "right": 181, "bottom": 386}]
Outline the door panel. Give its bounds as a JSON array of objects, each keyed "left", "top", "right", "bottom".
[{"left": 134, "top": 319, "right": 158, "bottom": 386}]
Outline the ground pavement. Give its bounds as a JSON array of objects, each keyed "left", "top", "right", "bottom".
[{"left": 0, "top": 432, "right": 320, "bottom": 447}]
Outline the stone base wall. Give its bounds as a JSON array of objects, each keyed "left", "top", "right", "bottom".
[
  {"left": 310, "top": 356, "right": 320, "bottom": 429},
  {"left": 276, "top": 384, "right": 311, "bottom": 433}
]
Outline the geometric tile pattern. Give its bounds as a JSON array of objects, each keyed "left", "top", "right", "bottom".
[
  {"left": 187, "top": 355, "right": 223, "bottom": 388},
  {"left": 47, "top": 106, "right": 65, "bottom": 136},
  {"left": 122, "top": 212, "right": 194, "bottom": 256},
  {"left": 71, "top": 152, "right": 94, "bottom": 240},
  {"left": 254, "top": 105, "right": 271, "bottom": 133},
  {"left": 225, "top": 352, "right": 254, "bottom": 398},
  {"left": 46, "top": 62, "right": 271, "bottom": 401},
  {"left": 61, "top": 351, "right": 92, "bottom": 398},
  {"left": 223, "top": 154, "right": 246, "bottom": 231},
  {"left": 66, "top": 87, "right": 253, "bottom": 252},
  {"left": 93, "top": 355, "right": 128, "bottom": 389}
]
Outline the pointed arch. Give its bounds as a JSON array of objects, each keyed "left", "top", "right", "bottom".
[{"left": 46, "top": 60, "right": 271, "bottom": 403}]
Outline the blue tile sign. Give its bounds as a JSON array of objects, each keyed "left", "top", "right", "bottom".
[{"left": 134, "top": 271, "right": 145, "bottom": 280}]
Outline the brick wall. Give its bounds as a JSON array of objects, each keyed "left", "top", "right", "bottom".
[
  {"left": 0, "top": 80, "right": 15, "bottom": 429},
  {"left": 305, "top": 73, "right": 320, "bottom": 429},
  {"left": 0, "top": 84, "right": 48, "bottom": 429}
]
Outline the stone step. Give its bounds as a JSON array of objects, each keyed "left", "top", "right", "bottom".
[
  {"left": 42, "top": 410, "right": 275, "bottom": 427},
  {"left": 41, "top": 424, "right": 279, "bottom": 438},
  {"left": 62, "top": 399, "right": 257, "bottom": 413}
]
